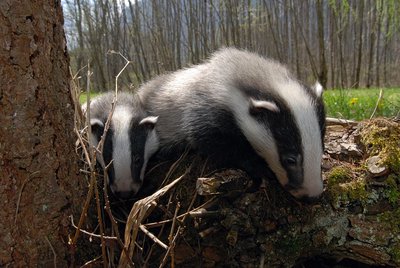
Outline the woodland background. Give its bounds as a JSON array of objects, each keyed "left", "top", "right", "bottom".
[
  {"left": 1, "top": 0, "right": 399, "bottom": 267},
  {"left": 62, "top": 0, "right": 400, "bottom": 91}
]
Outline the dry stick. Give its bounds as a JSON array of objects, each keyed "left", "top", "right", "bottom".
[
  {"left": 99, "top": 154, "right": 135, "bottom": 268},
  {"left": 70, "top": 63, "right": 112, "bottom": 268},
  {"left": 160, "top": 188, "right": 198, "bottom": 268},
  {"left": 120, "top": 175, "right": 186, "bottom": 266},
  {"left": 71, "top": 216, "right": 118, "bottom": 242},
  {"left": 370, "top": 88, "right": 384, "bottom": 119},
  {"left": 107, "top": 50, "right": 133, "bottom": 97},
  {"left": 143, "top": 194, "right": 176, "bottom": 266},
  {"left": 139, "top": 225, "right": 169, "bottom": 250},
  {"left": 71, "top": 63, "right": 96, "bottom": 246},
  {"left": 97, "top": 51, "right": 134, "bottom": 266},
  {"left": 168, "top": 202, "right": 181, "bottom": 268},
  {"left": 161, "top": 148, "right": 191, "bottom": 188},
  {"left": 325, "top": 117, "right": 357, "bottom": 126},
  {"left": 45, "top": 236, "right": 57, "bottom": 268},
  {"left": 143, "top": 197, "right": 218, "bottom": 229},
  {"left": 81, "top": 256, "right": 102, "bottom": 268},
  {"left": 94, "top": 168, "right": 108, "bottom": 268},
  {"left": 159, "top": 226, "right": 182, "bottom": 268},
  {"left": 83, "top": 63, "right": 107, "bottom": 268}
]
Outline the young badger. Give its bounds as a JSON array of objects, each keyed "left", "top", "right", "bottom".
[
  {"left": 138, "top": 48, "right": 326, "bottom": 200},
  {"left": 83, "top": 92, "right": 159, "bottom": 198}
]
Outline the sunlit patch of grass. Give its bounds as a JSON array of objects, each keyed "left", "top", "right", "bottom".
[
  {"left": 79, "top": 92, "right": 102, "bottom": 105},
  {"left": 324, "top": 88, "right": 400, "bottom": 120}
]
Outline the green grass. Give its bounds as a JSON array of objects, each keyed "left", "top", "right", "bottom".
[
  {"left": 80, "top": 88, "right": 400, "bottom": 121},
  {"left": 79, "top": 92, "right": 101, "bottom": 104},
  {"left": 323, "top": 88, "right": 400, "bottom": 121}
]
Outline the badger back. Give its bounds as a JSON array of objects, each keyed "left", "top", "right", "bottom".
[
  {"left": 210, "top": 48, "right": 326, "bottom": 199},
  {"left": 83, "top": 92, "right": 159, "bottom": 198}
]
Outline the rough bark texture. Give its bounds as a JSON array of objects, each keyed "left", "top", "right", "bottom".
[{"left": 0, "top": 1, "right": 85, "bottom": 266}]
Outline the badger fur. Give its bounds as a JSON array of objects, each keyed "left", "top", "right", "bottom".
[
  {"left": 138, "top": 48, "right": 326, "bottom": 199},
  {"left": 83, "top": 92, "right": 159, "bottom": 198}
]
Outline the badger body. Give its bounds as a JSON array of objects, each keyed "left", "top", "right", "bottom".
[
  {"left": 84, "top": 92, "right": 159, "bottom": 198},
  {"left": 139, "top": 48, "right": 325, "bottom": 199}
]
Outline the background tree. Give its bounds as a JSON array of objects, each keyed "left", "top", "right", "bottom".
[
  {"left": 0, "top": 1, "right": 85, "bottom": 266},
  {"left": 63, "top": 0, "right": 400, "bottom": 91}
]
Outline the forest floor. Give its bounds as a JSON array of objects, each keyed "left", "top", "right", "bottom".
[
  {"left": 75, "top": 86, "right": 400, "bottom": 266},
  {"left": 99, "top": 117, "right": 399, "bottom": 267}
]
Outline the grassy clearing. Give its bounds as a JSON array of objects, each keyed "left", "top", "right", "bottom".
[
  {"left": 79, "top": 88, "right": 400, "bottom": 121},
  {"left": 323, "top": 88, "right": 399, "bottom": 121}
]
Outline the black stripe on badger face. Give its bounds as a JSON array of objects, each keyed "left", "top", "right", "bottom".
[{"left": 241, "top": 84, "right": 305, "bottom": 190}]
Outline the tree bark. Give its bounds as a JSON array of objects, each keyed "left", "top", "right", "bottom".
[
  {"left": 316, "top": 0, "right": 328, "bottom": 88},
  {"left": 0, "top": 1, "right": 85, "bottom": 266}
]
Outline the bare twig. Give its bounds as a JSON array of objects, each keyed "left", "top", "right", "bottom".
[
  {"left": 101, "top": 156, "right": 135, "bottom": 268},
  {"left": 139, "top": 225, "right": 168, "bottom": 250},
  {"left": 168, "top": 202, "right": 181, "bottom": 267},
  {"left": 81, "top": 256, "right": 102, "bottom": 268},
  {"left": 70, "top": 215, "right": 118, "bottom": 242},
  {"left": 370, "top": 88, "right": 384, "bottom": 119},
  {"left": 161, "top": 148, "right": 190, "bottom": 187},
  {"left": 119, "top": 174, "right": 185, "bottom": 267},
  {"left": 94, "top": 168, "right": 108, "bottom": 268},
  {"left": 143, "top": 197, "right": 218, "bottom": 229},
  {"left": 159, "top": 226, "right": 182, "bottom": 268},
  {"left": 143, "top": 195, "right": 176, "bottom": 265},
  {"left": 71, "top": 61, "right": 97, "bottom": 247},
  {"left": 326, "top": 117, "right": 358, "bottom": 126},
  {"left": 107, "top": 50, "right": 133, "bottom": 97}
]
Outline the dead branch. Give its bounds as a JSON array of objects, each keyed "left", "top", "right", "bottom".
[{"left": 370, "top": 88, "right": 384, "bottom": 119}]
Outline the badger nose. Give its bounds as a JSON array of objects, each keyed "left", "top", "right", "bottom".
[{"left": 114, "top": 190, "right": 134, "bottom": 199}]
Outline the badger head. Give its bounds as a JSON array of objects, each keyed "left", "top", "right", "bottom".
[
  {"left": 240, "top": 81, "right": 325, "bottom": 200},
  {"left": 86, "top": 94, "right": 159, "bottom": 199}
]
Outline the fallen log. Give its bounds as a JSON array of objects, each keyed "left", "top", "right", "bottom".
[{"left": 117, "top": 118, "right": 400, "bottom": 267}]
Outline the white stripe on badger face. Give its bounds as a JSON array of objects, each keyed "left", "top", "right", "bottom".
[
  {"left": 273, "top": 80, "right": 324, "bottom": 198},
  {"left": 111, "top": 106, "right": 134, "bottom": 193}
]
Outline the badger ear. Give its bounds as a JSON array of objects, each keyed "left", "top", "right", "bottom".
[
  {"left": 313, "top": 81, "right": 323, "bottom": 97},
  {"left": 249, "top": 98, "right": 280, "bottom": 114},
  {"left": 139, "top": 116, "right": 158, "bottom": 129}
]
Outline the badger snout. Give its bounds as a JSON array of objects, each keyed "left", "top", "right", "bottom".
[
  {"left": 113, "top": 190, "right": 135, "bottom": 199},
  {"left": 287, "top": 182, "right": 324, "bottom": 201},
  {"left": 110, "top": 179, "right": 142, "bottom": 199}
]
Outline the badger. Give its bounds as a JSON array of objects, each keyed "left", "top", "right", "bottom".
[
  {"left": 138, "top": 48, "right": 326, "bottom": 200},
  {"left": 83, "top": 92, "right": 159, "bottom": 198}
]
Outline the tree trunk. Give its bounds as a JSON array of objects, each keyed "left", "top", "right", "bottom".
[
  {"left": 0, "top": 1, "right": 85, "bottom": 266},
  {"left": 354, "top": 0, "right": 364, "bottom": 88},
  {"left": 316, "top": 0, "right": 328, "bottom": 88}
]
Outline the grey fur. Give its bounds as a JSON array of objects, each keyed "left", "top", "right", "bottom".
[{"left": 138, "top": 48, "right": 326, "bottom": 199}]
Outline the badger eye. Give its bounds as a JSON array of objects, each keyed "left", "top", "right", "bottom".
[{"left": 283, "top": 156, "right": 297, "bottom": 166}]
